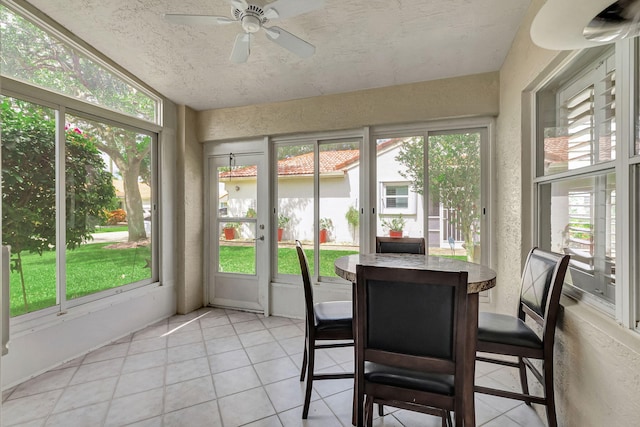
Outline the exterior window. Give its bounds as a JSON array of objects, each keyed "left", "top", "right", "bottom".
[
  {"left": 540, "top": 51, "right": 616, "bottom": 176},
  {"left": 0, "top": 4, "right": 160, "bottom": 124},
  {"left": 538, "top": 173, "right": 616, "bottom": 304},
  {"left": 381, "top": 183, "right": 412, "bottom": 211},
  {"left": 1, "top": 97, "right": 57, "bottom": 316},
  {"left": 535, "top": 47, "right": 618, "bottom": 314},
  {"left": 1, "top": 6, "right": 159, "bottom": 318}
]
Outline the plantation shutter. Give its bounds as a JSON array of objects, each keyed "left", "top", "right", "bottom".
[{"left": 566, "top": 85, "right": 595, "bottom": 169}]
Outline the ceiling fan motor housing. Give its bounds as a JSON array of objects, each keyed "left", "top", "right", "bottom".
[{"left": 234, "top": 4, "right": 268, "bottom": 33}]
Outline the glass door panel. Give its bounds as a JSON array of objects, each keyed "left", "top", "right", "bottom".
[
  {"left": 428, "top": 131, "right": 482, "bottom": 262},
  {"left": 209, "top": 153, "right": 265, "bottom": 312},
  {"left": 376, "top": 136, "right": 424, "bottom": 240},
  {"left": 318, "top": 140, "right": 360, "bottom": 278},
  {"left": 275, "top": 144, "right": 314, "bottom": 275}
]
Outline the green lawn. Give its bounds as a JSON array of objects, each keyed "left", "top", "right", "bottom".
[
  {"left": 93, "top": 225, "right": 129, "bottom": 233},
  {"left": 10, "top": 243, "right": 468, "bottom": 318},
  {"left": 9, "top": 243, "right": 151, "bottom": 317}
]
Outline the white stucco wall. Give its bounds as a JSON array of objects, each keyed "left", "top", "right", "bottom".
[
  {"left": 197, "top": 72, "right": 499, "bottom": 142},
  {"left": 176, "top": 105, "right": 204, "bottom": 314}
]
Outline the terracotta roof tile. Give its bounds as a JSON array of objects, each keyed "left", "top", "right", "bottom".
[
  {"left": 219, "top": 149, "right": 361, "bottom": 178},
  {"left": 218, "top": 138, "right": 407, "bottom": 178}
]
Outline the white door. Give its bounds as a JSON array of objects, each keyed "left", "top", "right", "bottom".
[{"left": 207, "top": 153, "right": 268, "bottom": 313}]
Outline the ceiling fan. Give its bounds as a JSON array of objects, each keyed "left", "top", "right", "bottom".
[{"left": 165, "top": 0, "right": 324, "bottom": 63}]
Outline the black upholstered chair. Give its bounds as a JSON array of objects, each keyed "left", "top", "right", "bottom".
[
  {"left": 376, "top": 236, "right": 426, "bottom": 254},
  {"left": 475, "top": 247, "right": 570, "bottom": 427},
  {"left": 355, "top": 264, "right": 470, "bottom": 427},
  {"left": 296, "top": 240, "right": 354, "bottom": 419}
]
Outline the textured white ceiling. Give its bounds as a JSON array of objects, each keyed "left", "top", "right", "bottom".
[{"left": 26, "top": 0, "right": 531, "bottom": 111}]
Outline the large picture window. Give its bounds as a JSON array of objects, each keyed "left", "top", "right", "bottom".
[{"left": 1, "top": 4, "right": 159, "bottom": 319}]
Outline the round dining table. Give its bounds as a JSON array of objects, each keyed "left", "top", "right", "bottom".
[
  {"left": 334, "top": 253, "right": 496, "bottom": 427},
  {"left": 334, "top": 253, "right": 496, "bottom": 293}
]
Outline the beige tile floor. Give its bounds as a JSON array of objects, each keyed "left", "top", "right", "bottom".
[{"left": 1, "top": 308, "right": 547, "bottom": 427}]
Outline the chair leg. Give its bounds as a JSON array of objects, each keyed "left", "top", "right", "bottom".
[
  {"left": 518, "top": 356, "right": 530, "bottom": 406},
  {"left": 454, "top": 410, "right": 463, "bottom": 427},
  {"left": 444, "top": 410, "right": 453, "bottom": 427},
  {"left": 544, "top": 360, "right": 558, "bottom": 427},
  {"left": 299, "top": 341, "right": 308, "bottom": 382},
  {"left": 364, "top": 395, "right": 374, "bottom": 427},
  {"left": 302, "top": 341, "right": 315, "bottom": 419}
]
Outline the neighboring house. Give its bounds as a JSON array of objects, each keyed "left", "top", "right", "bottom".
[
  {"left": 219, "top": 141, "right": 463, "bottom": 248},
  {"left": 112, "top": 178, "right": 153, "bottom": 234}
]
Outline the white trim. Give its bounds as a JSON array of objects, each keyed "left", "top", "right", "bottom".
[
  {"left": 617, "top": 38, "right": 634, "bottom": 326},
  {"left": 1, "top": 77, "right": 162, "bottom": 134}
]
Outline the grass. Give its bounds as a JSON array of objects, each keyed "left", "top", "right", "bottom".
[
  {"left": 9, "top": 243, "right": 151, "bottom": 317},
  {"left": 217, "top": 246, "right": 359, "bottom": 276},
  {"left": 93, "top": 225, "right": 129, "bottom": 233},
  {"left": 10, "top": 243, "right": 468, "bottom": 318}
]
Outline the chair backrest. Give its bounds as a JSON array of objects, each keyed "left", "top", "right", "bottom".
[
  {"left": 356, "top": 265, "right": 468, "bottom": 372},
  {"left": 375, "top": 236, "right": 426, "bottom": 254},
  {"left": 296, "top": 240, "right": 315, "bottom": 327},
  {"left": 519, "top": 247, "right": 570, "bottom": 330}
]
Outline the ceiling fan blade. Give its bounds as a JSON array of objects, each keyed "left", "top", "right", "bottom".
[
  {"left": 230, "top": 33, "right": 250, "bottom": 63},
  {"left": 264, "top": 26, "right": 315, "bottom": 58},
  {"left": 164, "top": 14, "right": 235, "bottom": 25},
  {"left": 263, "top": 0, "right": 324, "bottom": 20},
  {"left": 229, "top": 0, "right": 249, "bottom": 10}
]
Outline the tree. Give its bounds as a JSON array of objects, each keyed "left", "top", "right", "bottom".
[
  {"left": 1, "top": 5, "right": 154, "bottom": 242},
  {"left": 1, "top": 98, "right": 116, "bottom": 311},
  {"left": 395, "top": 134, "right": 481, "bottom": 260}
]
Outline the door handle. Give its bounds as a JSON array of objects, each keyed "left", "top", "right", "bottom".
[{"left": 255, "top": 235, "right": 265, "bottom": 241}]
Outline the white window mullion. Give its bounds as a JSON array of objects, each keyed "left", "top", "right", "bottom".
[
  {"left": 55, "top": 107, "right": 68, "bottom": 313},
  {"left": 313, "top": 142, "right": 320, "bottom": 281},
  {"left": 614, "top": 38, "right": 634, "bottom": 327}
]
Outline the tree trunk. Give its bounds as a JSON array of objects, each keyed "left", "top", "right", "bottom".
[{"left": 121, "top": 161, "right": 147, "bottom": 242}]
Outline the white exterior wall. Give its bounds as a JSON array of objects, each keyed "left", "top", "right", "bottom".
[{"left": 375, "top": 146, "right": 424, "bottom": 238}]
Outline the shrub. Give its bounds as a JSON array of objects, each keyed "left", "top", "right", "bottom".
[{"left": 107, "top": 209, "right": 127, "bottom": 225}]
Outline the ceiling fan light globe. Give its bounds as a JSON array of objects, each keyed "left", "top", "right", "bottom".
[
  {"left": 242, "top": 15, "right": 261, "bottom": 33},
  {"left": 583, "top": 0, "right": 640, "bottom": 42}
]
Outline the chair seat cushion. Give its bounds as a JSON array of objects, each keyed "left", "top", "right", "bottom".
[
  {"left": 364, "top": 362, "right": 454, "bottom": 395},
  {"left": 478, "top": 312, "right": 542, "bottom": 349},
  {"left": 313, "top": 301, "right": 352, "bottom": 331}
]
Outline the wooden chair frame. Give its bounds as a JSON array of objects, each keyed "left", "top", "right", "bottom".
[
  {"left": 475, "top": 248, "right": 570, "bottom": 427},
  {"left": 355, "top": 265, "right": 471, "bottom": 427},
  {"left": 375, "top": 236, "right": 426, "bottom": 254},
  {"left": 296, "top": 241, "right": 354, "bottom": 419}
]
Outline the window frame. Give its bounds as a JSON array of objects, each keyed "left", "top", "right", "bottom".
[
  {"left": 271, "top": 130, "right": 364, "bottom": 285},
  {"left": 379, "top": 182, "right": 417, "bottom": 215},
  {"left": 532, "top": 39, "right": 639, "bottom": 329},
  {"left": 1, "top": 5, "right": 163, "bottom": 328}
]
